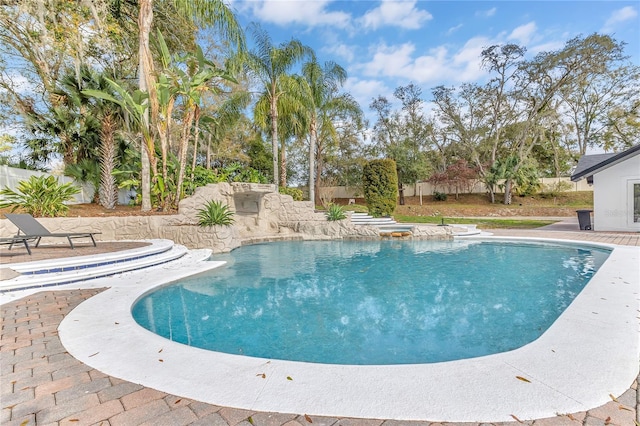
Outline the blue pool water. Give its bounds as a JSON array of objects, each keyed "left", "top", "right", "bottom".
[{"left": 132, "top": 240, "right": 610, "bottom": 365}]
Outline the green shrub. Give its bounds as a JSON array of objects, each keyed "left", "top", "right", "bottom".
[
  {"left": 279, "top": 186, "right": 304, "bottom": 201},
  {"left": 326, "top": 204, "right": 347, "bottom": 221},
  {"left": 196, "top": 200, "right": 235, "bottom": 227},
  {"left": 433, "top": 191, "right": 448, "bottom": 201},
  {"left": 0, "top": 175, "right": 80, "bottom": 217},
  {"left": 363, "top": 159, "right": 398, "bottom": 217}
]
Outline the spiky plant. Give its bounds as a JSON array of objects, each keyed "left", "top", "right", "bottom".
[
  {"left": 0, "top": 175, "right": 80, "bottom": 217},
  {"left": 196, "top": 200, "right": 235, "bottom": 227},
  {"left": 326, "top": 204, "right": 347, "bottom": 221}
]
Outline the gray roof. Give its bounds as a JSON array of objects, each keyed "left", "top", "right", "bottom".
[{"left": 571, "top": 144, "right": 640, "bottom": 181}]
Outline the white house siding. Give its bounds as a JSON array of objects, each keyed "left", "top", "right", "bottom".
[{"left": 593, "top": 153, "right": 640, "bottom": 232}]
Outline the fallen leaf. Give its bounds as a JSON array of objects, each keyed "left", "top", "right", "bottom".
[
  {"left": 256, "top": 373, "right": 266, "bottom": 379},
  {"left": 114, "top": 322, "right": 119, "bottom": 325},
  {"left": 159, "top": 359, "right": 163, "bottom": 362},
  {"left": 20, "top": 420, "right": 29, "bottom": 426},
  {"left": 609, "top": 393, "right": 618, "bottom": 402},
  {"left": 69, "top": 420, "right": 79, "bottom": 422},
  {"left": 510, "top": 414, "right": 524, "bottom": 423},
  {"left": 88, "top": 352, "right": 99, "bottom": 357},
  {"left": 515, "top": 376, "right": 531, "bottom": 383},
  {"left": 605, "top": 416, "right": 611, "bottom": 425},
  {"left": 174, "top": 399, "right": 182, "bottom": 404},
  {"left": 619, "top": 404, "right": 632, "bottom": 411},
  {"left": 286, "top": 376, "right": 293, "bottom": 381},
  {"left": 248, "top": 416, "right": 254, "bottom": 425},
  {"left": 567, "top": 413, "right": 577, "bottom": 421},
  {"left": 304, "top": 414, "right": 313, "bottom": 423},
  {"left": 21, "top": 387, "right": 30, "bottom": 391}
]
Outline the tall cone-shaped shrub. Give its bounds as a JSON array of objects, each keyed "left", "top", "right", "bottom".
[{"left": 363, "top": 159, "right": 398, "bottom": 217}]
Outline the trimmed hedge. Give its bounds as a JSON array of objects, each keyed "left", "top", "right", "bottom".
[{"left": 363, "top": 159, "right": 398, "bottom": 217}]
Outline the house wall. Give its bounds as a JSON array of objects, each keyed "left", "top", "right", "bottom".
[{"left": 593, "top": 153, "right": 640, "bottom": 232}]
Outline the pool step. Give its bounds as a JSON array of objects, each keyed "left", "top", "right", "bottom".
[
  {"left": 449, "top": 224, "right": 484, "bottom": 236},
  {"left": 0, "top": 239, "right": 189, "bottom": 292},
  {"left": 350, "top": 212, "right": 414, "bottom": 235}
]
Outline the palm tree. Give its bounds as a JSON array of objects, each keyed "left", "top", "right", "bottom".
[
  {"left": 296, "top": 60, "right": 363, "bottom": 204},
  {"left": 238, "top": 24, "right": 314, "bottom": 187},
  {"left": 136, "top": 0, "right": 244, "bottom": 210},
  {"left": 172, "top": 46, "right": 237, "bottom": 204}
]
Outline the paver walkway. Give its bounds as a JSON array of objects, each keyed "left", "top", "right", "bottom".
[{"left": 1, "top": 228, "right": 639, "bottom": 426}]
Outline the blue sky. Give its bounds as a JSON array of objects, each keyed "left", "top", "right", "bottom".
[{"left": 229, "top": 0, "right": 640, "bottom": 112}]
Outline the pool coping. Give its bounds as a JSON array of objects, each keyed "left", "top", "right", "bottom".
[{"left": 53, "top": 236, "right": 639, "bottom": 422}]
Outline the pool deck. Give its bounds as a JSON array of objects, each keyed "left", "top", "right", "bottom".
[{"left": 1, "top": 221, "right": 639, "bottom": 426}]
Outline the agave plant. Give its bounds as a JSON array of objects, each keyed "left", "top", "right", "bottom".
[
  {"left": 0, "top": 175, "right": 80, "bottom": 217},
  {"left": 196, "top": 200, "right": 235, "bottom": 227},
  {"left": 326, "top": 204, "right": 347, "bottom": 221}
]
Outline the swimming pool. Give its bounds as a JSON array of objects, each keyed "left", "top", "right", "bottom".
[
  {"left": 132, "top": 240, "right": 610, "bottom": 364},
  {"left": 59, "top": 236, "right": 640, "bottom": 421}
]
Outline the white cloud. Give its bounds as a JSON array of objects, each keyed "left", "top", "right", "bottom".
[
  {"left": 243, "top": 0, "right": 351, "bottom": 28},
  {"left": 344, "top": 77, "right": 390, "bottom": 107},
  {"left": 355, "top": 40, "right": 488, "bottom": 85},
  {"left": 452, "top": 36, "right": 491, "bottom": 81},
  {"left": 446, "top": 24, "right": 463, "bottom": 36},
  {"left": 507, "top": 21, "right": 537, "bottom": 45},
  {"left": 322, "top": 43, "right": 356, "bottom": 63},
  {"left": 529, "top": 40, "right": 565, "bottom": 55},
  {"left": 601, "top": 6, "right": 638, "bottom": 33},
  {"left": 476, "top": 7, "right": 496, "bottom": 18},
  {"left": 359, "top": 0, "right": 432, "bottom": 30}
]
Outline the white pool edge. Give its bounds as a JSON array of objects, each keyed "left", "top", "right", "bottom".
[{"left": 52, "top": 236, "right": 639, "bottom": 422}]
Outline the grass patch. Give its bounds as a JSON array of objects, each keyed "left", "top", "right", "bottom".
[{"left": 393, "top": 214, "right": 557, "bottom": 229}]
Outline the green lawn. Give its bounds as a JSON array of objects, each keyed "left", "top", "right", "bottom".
[{"left": 392, "top": 214, "right": 557, "bottom": 229}]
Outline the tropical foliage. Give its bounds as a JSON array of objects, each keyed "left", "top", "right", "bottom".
[
  {"left": 196, "top": 200, "right": 235, "bottom": 227},
  {"left": 0, "top": 175, "right": 80, "bottom": 217},
  {"left": 326, "top": 204, "right": 347, "bottom": 221},
  {"left": 0, "top": 0, "right": 638, "bottom": 214}
]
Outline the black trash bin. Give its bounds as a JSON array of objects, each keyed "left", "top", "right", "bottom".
[{"left": 576, "top": 209, "right": 593, "bottom": 230}]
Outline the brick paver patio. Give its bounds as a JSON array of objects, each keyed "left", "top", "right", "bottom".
[{"left": 1, "top": 228, "right": 639, "bottom": 425}]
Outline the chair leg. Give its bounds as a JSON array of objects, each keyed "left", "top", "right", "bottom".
[
  {"left": 67, "top": 236, "right": 75, "bottom": 249},
  {"left": 89, "top": 234, "right": 96, "bottom": 247},
  {"left": 22, "top": 239, "right": 31, "bottom": 255}
]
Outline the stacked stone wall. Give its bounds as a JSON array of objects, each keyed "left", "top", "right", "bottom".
[{"left": 0, "top": 183, "right": 453, "bottom": 253}]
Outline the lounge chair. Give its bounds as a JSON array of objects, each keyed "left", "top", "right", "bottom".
[
  {"left": 0, "top": 236, "right": 32, "bottom": 255},
  {"left": 5, "top": 213, "right": 100, "bottom": 249}
]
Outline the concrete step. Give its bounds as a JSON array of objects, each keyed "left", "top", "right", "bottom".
[
  {"left": 350, "top": 212, "right": 398, "bottom": 226},
  {"left": 0, "top": 239, "right": 189, "bottom": 292}
]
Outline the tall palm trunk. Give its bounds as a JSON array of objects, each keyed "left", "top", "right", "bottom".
[
  {"left": 270, "top": 94, "right": 279, "bottom": 187},
  {"left": 309, "top": 119, "right": 316, "bottom": 205},
  {"left": 99, "top": 114, "right": 118, "bottom": 209},
  {"left": 279, "top": 137, "right": 287, "bottom": 187},
  {"left": 138, "top": 0, "right": 153, "bottom": 211},
  {"left": 176, "top": 106, "right": 196, "bottom": 205},
  {"left": 191, "top": 106, "right": 201, "bottom": 181},
  {"left": 315, "top": 150, "right": 323, "bottom": 207}
]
